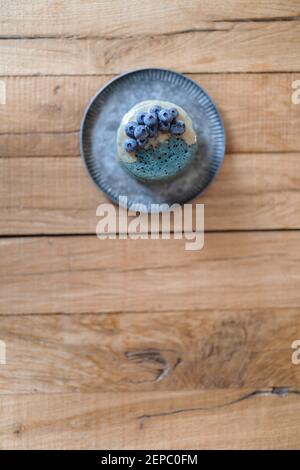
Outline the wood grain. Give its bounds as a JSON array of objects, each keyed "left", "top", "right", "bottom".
[
  {"left": 1, "top": 0, "right": 299, "bottom": 38},
  {"left": 1, "top": 74, "right": 299, "bottom": 155},
  {"left": 0, "top": 153, "right": 300, "bottom": 234},
  {"left": 1, "top": 22, "right": 300, "bottom": 75},
  {"left": 1, "top": 232, "right": 300, "bottom": 315},
  {"left": 0, "top": 132, "right": 79, "bottom": 158},
  {"left": 1, "top": 389, "right": 300, "bottom": 449},
  {"left": 0, "top": 309, "right": 299, "bottom": 393}
]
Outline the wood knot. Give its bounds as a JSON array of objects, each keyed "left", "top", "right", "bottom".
[{"left": 125, "top": 348, "right": 182, "bottom": 383}]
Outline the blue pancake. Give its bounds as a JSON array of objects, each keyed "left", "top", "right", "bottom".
[
  {"left": 118, "top": 99, "right": 198, "bottom": 182},
  {"left": 121, "top": 136, "right": 197, "bottom": 182}
]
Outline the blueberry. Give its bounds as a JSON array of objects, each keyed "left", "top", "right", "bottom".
[
  {"left": 124, "top": 138, "right": 137, "bottom": 153},
  {"left": 170, "top": 120, "right": 186, "bottom": 135},
  {"left": 158, "top": 120, "right": 170, "bottom": 132},
  {"left": 158, "top": 108, "right": 173, "bottom": 124},
  {"left": 169, "top": 107, "right": 179, "bottom": 120},
  {"left": 136, "top": 111, "right": 147, "bottom": 125},
  {"left": 144, "top": 112, "right": 158, "bottom": 127},
  {"left": 149, "top": 105, "right": 162, "bottom": 115},
  {"left": 137, "top": 139, "right": 148, "bottom": 148},
  {"left": 125, "top": 121, "right": 138, "bottom": 138},
  {"left": 134, "top": 125, "right": 148, "bottom": 141},
  {"left": 146, "top": 124, "right": 158, "bottom": 138}
]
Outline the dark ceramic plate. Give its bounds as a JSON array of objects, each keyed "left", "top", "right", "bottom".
[{"left": 80, "top": 68, "right": 225, "bottom": 212}]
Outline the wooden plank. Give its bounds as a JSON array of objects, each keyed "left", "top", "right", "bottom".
[
  {"left": 1, "top": 1, "right": 299, "bottom": 38},
  {"left": 0, "top": 74, "right": 299, "bottom": 155},
  {"left": 1, "top": 389, "right": 300, "bottom": 449},
  {"left": 1, "top": 22, "right": 300, "bottom": 75},
  {"left": 0, "top": 76, "right": 107, "bottom": 135},
  {"left": 0, "top": 309, "right": 299, "bottom": 394},
  {"left": 0, "top": 133, "right": 79, "bottom": 158},
  {"left": 0, "top": 153, "right": 299, "bottom": 234},
  {"left": 1, "top": 232, "right": 300, "bottom": 315}
]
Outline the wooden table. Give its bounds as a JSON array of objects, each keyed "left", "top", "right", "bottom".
[{"left": 0, "top": 0, "right": 300, "bottom": 450}]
